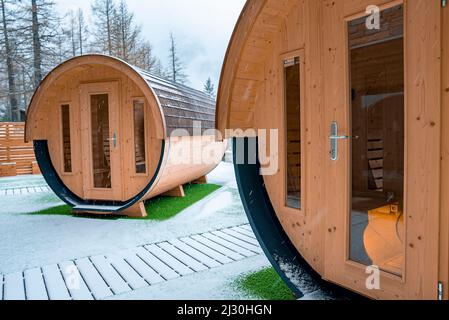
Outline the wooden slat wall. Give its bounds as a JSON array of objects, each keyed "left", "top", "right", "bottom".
[{"left": 0, "top": 122, "right": 37, "bottom": 177}]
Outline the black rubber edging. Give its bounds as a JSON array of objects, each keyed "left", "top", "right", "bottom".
[
  {"left": 233, "top": 137, "right": 361, "bottom": 300},
  {"left": 33, "top": 139, "right": 165, "bottom": 213}
]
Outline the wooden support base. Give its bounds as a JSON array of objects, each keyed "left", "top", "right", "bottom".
[
  {"left": 163, "top": 185, "right": 186, "bottom": 197},
  {"left": 121, "top": 201, "right": 148, "bottom": 218},
  {"left": 191, "top": 175, "right": 208, "bottom": 185}
]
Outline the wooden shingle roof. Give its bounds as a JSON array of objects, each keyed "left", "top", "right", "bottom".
[{"left": 134, "top": 67, "right": 216, "bottom": 136}]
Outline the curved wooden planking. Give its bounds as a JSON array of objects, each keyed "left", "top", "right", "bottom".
[
  {"left": 26, "top": 55, "right": 226, "bottom": 214},
  {"left": 217, "top": 0, "right": 446, "bottom": 300}
]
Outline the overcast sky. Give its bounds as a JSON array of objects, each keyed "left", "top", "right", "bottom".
[{"left": 55, "top": 0, "right": 246, "bottom": 92}]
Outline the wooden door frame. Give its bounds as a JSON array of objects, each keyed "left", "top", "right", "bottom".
[
  {"left": 80, "top": 81, "right": 124, "bottom": 201},
  {"left": 130, "top": 97, "right": 150, "bottom": 177},
  {"left": 439, "top": 4, "right": 449, "bottom": 300},
  {"left": 57, "top": 101, "right": 75, "bottom": 177},
  {"left": 279, "top": 48, "right": 306, "bottom": 217},
  {"left": 323, "top": 0, "right": 441, "bottom": 299}
]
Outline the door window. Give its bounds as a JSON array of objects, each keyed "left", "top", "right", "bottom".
[
  {"left": 348, "top": 4, "right": 405, "bottom": 276},
  {"left": 284, "top": 57, "right": 302, "bottom": 210},
  {"left": 90, "top": 94, "right": 112, "bottom": 189}
]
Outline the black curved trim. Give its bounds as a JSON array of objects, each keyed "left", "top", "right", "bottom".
[
  {"left": 33, "top": 139, "right": 165, "bottom": 213},
  {"left": 233, "top": 137, "right": 359, "bottom": 299}
]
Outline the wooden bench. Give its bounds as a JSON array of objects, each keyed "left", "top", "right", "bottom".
[{"left": 0, "top": 162, "right": 17, "bottom": 177}]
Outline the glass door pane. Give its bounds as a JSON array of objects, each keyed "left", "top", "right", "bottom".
[
  {"left": 133, "top": 100, "right": 146, "bottom": 174},
  {"left": 284, "top": 57, "right": 301, "bottom": 209},
  {"left": 90, "top": 94, "right": 112, "bottom": 189},
  {"left": 61, "top": 104, "right": 72, "bottom": 173},
  {"left": 348, "top": 4, "right": 405, "bottom": 276}
]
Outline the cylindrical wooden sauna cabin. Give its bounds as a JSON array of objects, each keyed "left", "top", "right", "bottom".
[
  {"left": 26, "top": 55, "right": 226, "bottom": 218},
  {"left": 217, "top": 0, "right": 449, "bottom": 300}
]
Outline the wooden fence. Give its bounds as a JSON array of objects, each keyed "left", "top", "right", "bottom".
[{"left": 0, "top": 122, "right": 40, "bottom": 177}]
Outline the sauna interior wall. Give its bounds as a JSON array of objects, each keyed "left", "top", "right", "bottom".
[{"left": 30, "top": 64, "right": 162, "bottom": 201}]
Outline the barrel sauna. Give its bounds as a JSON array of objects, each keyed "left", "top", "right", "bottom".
[
  {"left": 26, "top": 54, "right": 226, "bottom": 218},
  {"left": 217, "top": 0, "right": 449, "bottom": 300}
]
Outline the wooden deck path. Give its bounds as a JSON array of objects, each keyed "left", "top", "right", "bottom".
[
  {"left": 0, "top": 224, "right": 262, "bottom": 300},
  {"left": 0, "top": 185, "right": 51, "bottom": 196}
]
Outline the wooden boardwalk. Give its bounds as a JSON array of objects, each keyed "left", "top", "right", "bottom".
[
  {"left": 0, "top": 224, "right": 262, "bottom": 300},
  {"left": 0, "top": 185, "right": 51, "bottom": 196}
]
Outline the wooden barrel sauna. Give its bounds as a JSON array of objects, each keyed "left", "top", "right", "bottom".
[
  {"left": 217, "top": 0, "right": 448, "bottom": 300},
  {"left": 26, "top": 54, "right": 226, "bottom": 218}
]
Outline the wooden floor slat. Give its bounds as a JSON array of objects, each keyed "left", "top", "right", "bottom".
[
  {"left": 106, "top": 255, "right": 147, "bottom": 290},
  {"left": 123, "top": 253, "right": 165, "bottom": 285},
  {"left": 232, "top": 226, "right": 257, "bottom": 239},
  {"left": 2, "top": 224, "right": 261, "bottom": 300},
  {"left": 212, "top": 231, "right": 263, "bottom": 253},
  {"left": 221, "top": 228, "right": 260, "bottom": 246},
  {"left": 201, "top": 233, "right": 255, "bottom": 257},
  {"left": 0, "top": 185, "right": 51, "bottom": 197},
  {"left": 168, "top": 239, "right": 222, "bottom": 268},
  {"left": 157, "top": 242, "right": 208, "bottom": 272},
  {"left": 42, "top": 265, "right": 71, "bottom": 300},
  {"left": 191, "top": 234, "right": 245, "bottom": 261},
  {"left": 90, "top": 255, "right": 131, "bottom": 295},
  {"left": 144, "top": 244, "right": 194, "bottom": 276},
  {"left": 240, "top": 225, "right": 253, "bottom": 232},
  {"left": 75, "top": 258, "right": 113, "bottom": 300},
  {"left": 59, "top": 261, "right": 93, "bottom": 300},
  {"left": 4, "top": 272, "right": 25, "bottom": 300},
  {"left": 180, "top": 237, "right": 234, "bottom": 264},
  {"left": 24, "top": 268, "right": 48, "bottom": 300},
  {"left": 133, "top": 247, "right": 179, "bottom": 280}
]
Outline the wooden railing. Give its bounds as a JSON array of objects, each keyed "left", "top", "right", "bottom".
[{"left": 0, "top": 122, "right": 39, "bottom": 177}]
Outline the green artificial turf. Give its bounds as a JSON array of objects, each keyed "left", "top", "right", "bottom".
[
  {"left": 143, "top": 183, "right": 221, "bottom": 221},
  {"left": 27, "top": 183, "right": 221, "bottom": 221},
  {"left": 236, "top": 267, "right": 296, "bottom": 301}
]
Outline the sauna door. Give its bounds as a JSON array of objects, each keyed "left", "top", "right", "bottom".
[
  {"left": 323, "top": 0, "right": 441, "bottom": 299},
  {"left": 80, "top": 82, "right": 123, "bottom": 201}
]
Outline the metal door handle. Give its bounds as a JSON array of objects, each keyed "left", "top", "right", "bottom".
[
  {"left": 108, "top": 132, "right": 117, "bottom": 148},
  {"left": 330, "top": 121, "right": 349, "bottom": 161},
  {"left": 330, "top": 135, "right": 351, "bottom": 140}
]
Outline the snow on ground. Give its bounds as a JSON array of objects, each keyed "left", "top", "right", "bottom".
[
  {"left": 108, "top": 255, "right": 271, "bottom": 300},
  {"left": 0, "top": 162, "right": 253, "bottom": 276},
  {"left": 0, "top": 175, "right": 47, "bottom": 190}
]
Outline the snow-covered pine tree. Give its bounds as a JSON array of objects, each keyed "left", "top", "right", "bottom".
[
  {"left": 113, "top": 0, "right": 144, "bottom": 64},
  {"left": 91, "top": 0, "right": 116, "bottom": 55},
  {"left": 14, "top": 0, "right": 63, "bottom": 88},
  {"left": 77, "top": 8, "right": 88, "bottom": 55},
  {"left": 204, "top": 77, "right": 215, "bottom": 98},
  {"left": 0, "top": 0, "right": 19, "bottom": 121},
  {"left": 168, "top": 32, "right": 187, "bottom": 84}
]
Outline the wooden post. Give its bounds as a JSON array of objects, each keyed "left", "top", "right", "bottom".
[
  {"left": 163, "top": 185, "right": 185, "bottom": 197},
  {"left": 192, "top": 175, "right": 208, "bottom": 185},
  {"left": 121, "top": 201, "right": 148, "bottom": 218}
]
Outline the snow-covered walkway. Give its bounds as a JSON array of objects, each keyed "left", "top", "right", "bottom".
[
  {"left": 0, "top": 223, "right": 264, "bottom": 300},
  {"left": 0, "top": 185, "right": 51, "bottom": 196},
  {"left": 0, "top": 163, "right": 276, "bottom": 300}
]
